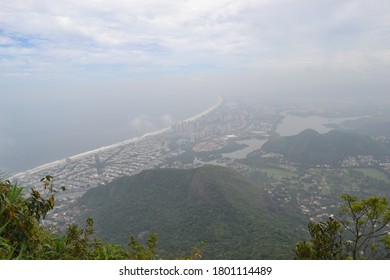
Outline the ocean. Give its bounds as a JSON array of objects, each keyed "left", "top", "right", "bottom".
[{"left": 1, "top": 90, "right": 219, "bottom": 174}]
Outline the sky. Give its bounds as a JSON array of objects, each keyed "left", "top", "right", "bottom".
[
  {"left": 1, "top": 0, "right": 390, "bottom": 173},
  {"left": 1, "top": 0, "right": 389, "bottom": 86}
]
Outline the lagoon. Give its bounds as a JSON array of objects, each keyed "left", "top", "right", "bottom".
[{"left": 276, "top": 113, "right": 366, "bottom": 136}]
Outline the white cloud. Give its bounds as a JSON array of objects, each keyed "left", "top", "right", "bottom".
[
  {"left": 128, "top": 115, "right": 155, "bottom": 131},
  {"left": 128, "top": 113, "right": 175, "bottom": 133},
  {"left": 0, "top": 0, "right": 389, "bottom": 80},
  {"left": 159, "top": 113, "right": 175, "bottom": 126}
]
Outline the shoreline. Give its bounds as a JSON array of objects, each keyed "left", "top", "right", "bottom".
[{"left": 12, "top": 95, "right": 223, "bottom": 178}]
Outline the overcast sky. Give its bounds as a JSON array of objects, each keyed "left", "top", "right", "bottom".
[{"left": 1, "top": 0, "right": 389, "bottom": 89}]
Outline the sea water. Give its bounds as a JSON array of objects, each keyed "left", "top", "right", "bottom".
[{"left": 1, "top": 91, "right": 218, "bottom": 174}]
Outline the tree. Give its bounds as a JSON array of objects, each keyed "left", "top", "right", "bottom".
[
  {"left": 293, "top": 217, "right": 344, "bottom": 260},
  {"left": 294, "top": 194, "right": 390, "bottom": 259},
  {"left": 0, "top": 176, "right": 56, "bottom": 259},
  {"left": 339, "top": 194, "right": 390, "bottom": 259}
]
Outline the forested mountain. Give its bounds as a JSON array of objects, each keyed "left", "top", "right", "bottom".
[
  {"left": 262, "top": 129, "right": 387, "bottom": 166},
  {"left": 77, "top": 165, "right": 301, "bottom": 259}
]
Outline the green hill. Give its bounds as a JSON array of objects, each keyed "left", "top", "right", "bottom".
[
  {"left": 77, "top": 165, "right": 301, "bottom": 259},
  {"left": 262, "top": 129, "right": 387, "bottom": 166}
]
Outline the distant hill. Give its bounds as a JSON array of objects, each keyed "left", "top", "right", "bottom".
[
  {"left": 346, "top": 119, "right": 390, "bottom": 137},
  {"left": 262, "top": 129, "right": 387, "bottom": 166},
  {"left": 77, "top": 165, "right": 301, "bottom": 259}
]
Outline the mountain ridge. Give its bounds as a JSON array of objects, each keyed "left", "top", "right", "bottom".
[{"left": 77, "top": 165, "right": 301, "bottom": 259}]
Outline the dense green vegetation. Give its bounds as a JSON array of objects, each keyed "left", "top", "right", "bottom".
[
  {"left": 262, "top": 129, "right": 387, "bottom": 166},
  {"left": 0, "top": 176, "right": 199, "bottom": 260},
  {"left": 77, "top": 165, "right": 301, "bottom": 259}
]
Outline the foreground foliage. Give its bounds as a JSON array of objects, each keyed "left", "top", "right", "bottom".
[
  {"left": 0, "top": 177, "right": 202, "bottom": 260},
  {"left": 294, "top": 195, "right": 390, "bottom": 259}
]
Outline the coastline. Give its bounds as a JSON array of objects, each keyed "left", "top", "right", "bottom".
[{"left": 12, "top": 95, "right": 223, "bottom": 178}]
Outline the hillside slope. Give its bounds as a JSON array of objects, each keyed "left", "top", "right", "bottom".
[
  {"left": 78, "top": 165, "right": 300, "bottom": 259},
  {"left": 262, "top": 129, "right": 387, "bottom": 165}
]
